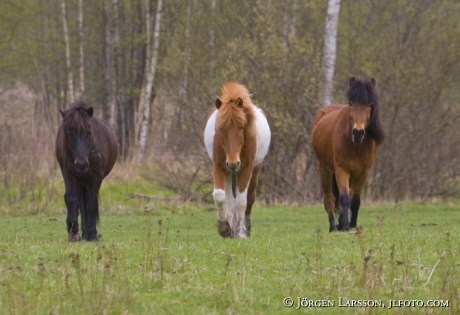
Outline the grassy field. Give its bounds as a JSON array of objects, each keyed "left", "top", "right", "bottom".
[{"left": 0, "top": 195, "right": 459, "bottom": 314}]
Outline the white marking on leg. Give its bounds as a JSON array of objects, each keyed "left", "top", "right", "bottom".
[
  {"left": 213, "top": 189, "right": 226, "bottom": 222},
  {"left": 225, "top": 176, "right": 235, "bottom": 229},
  {"left": 234, "top": 188, "right": 248, "bottom": 238}
]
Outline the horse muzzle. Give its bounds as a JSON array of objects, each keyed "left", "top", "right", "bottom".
[
  {"left": 352, "top": 128, "right": 365, "bottom": 144},
  {"left": 75, "top": 160, "right": 89, "bottom": 172},
  {"left": 226, "top": 161, "right": 241, "bottom": 173}
]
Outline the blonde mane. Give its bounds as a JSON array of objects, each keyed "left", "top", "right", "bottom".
[{"left": 216, "top": 82, "right": 257, "bottom": 138}]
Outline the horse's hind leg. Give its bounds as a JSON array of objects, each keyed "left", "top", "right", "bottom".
[
  {"left": 244, "top": 163, "right": 262, "bottom": 237},
  {"left": 318, "top": 165, "right": 337, "bottom": 232},
  {"left": 64, "top": 177, "right": 80, "bottom": 242},
  {"left": 333, "top": 174, "right": 347, "bottom": 230}
]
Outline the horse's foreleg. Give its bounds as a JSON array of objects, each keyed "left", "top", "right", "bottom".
[
  {"left": 350, "top": 196, "right": 361, "bottom": 228},
  {"left": 350, "top": 174, "right": 367, "bottom": 228},
  {"left": 338, "top": 194, "right": 351, "bottom": 231},
  {"left": 63, "top": 176, "right": 80, "bottom": 242},
  {"left": 233, "top": 165, "right": 254, "bottom": 238},
  {"left": 213, "top": 168, "right": 231, "bottom": 238},
  {"left": 233, "top": 190, "right": 248, "bottom": 238},
  {"left": 335, "top": 169, "right": 351, "bottom": 231},
  {"left": 83, "top": 179, "right": 102, "bottom": 241},
  {"left": 77, "top": 185, "right": 87, "bottom": 239},
  {"left": 214, "top": 188, "right": 232, "bottom": 238}
]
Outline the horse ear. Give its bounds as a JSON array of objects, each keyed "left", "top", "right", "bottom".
[
  {"left": 215, "top": 98, "right": 222, "bottom": 109},
  {"left": 86, "top": 107, "right": 94, "bottom": 118},
  {"left": 349, "top": 77, "right": 356, "bottom": 86},
  {"left": 370, "top": 78, "right": 376, "bottom": 86},
  {"left": 236, "top": 97, "right": 243, "bottom": 108},
  {"left": 59, "top": 109, "right": 65, "bottom": 118}
]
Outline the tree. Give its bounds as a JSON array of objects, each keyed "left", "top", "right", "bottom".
[
  {"left": 103, "top": 0, "right": 116, "bottom": 126},
  {"left": 61, "top": 0, "right": 75, "bottom": 103},
  {"left": 112, "top": 0, "right": 128, "bottom": 157},
  {"left": 136, "top": 0, "right": 163, "bottom": 163},
  {"left": 321, "top": 0, "right": 341, "bottom": 107},
  {"left": 78, "top": 0, "right": 85, "bottom": 98}
]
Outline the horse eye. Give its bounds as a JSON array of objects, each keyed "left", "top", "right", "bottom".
[{"left": 240, "top": 127, "right": 244, "bottom": 131}]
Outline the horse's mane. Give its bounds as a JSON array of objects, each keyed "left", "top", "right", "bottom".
[
  {"left": 216, "top": 82, "right": 257, "bottom": 138},
  {"left": 347, "top": 79, "right": 385, "bottom": 144},
  {"left": 61, "top": 101, "right": 92, "bottom": 132}
]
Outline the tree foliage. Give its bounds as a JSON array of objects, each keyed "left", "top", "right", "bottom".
[{"left": 1, "top": 0, "right": 460, "bottom": 203}]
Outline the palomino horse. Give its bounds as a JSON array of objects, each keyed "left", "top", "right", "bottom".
[
  {"left": 204, "top": 82, "right": 271, "bottom": 238},
  {"left": 312, "top": 78, "right": 384, "bottom": 232},
  {"left": 55, "top": 101, "right": 118, "bottom": 241}
]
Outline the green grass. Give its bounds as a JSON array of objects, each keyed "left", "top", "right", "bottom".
[{"left": 0, "top": 202, "right": 459, "bottom": 314}]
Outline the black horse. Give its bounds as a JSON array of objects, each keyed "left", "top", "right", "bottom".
[{"left": 55, "top": 101, "right": 118, "bottom": 241}]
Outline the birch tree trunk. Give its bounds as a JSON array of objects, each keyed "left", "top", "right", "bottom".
[
  {"left": 103, "top": 0, "right": 116, "bottom": 125},
  {"left": 134, "top": 0, "right": 152, "bottom": 141},
  {"left": 136, "top": 0, "right": 163, "bottom": 163},
  {"left": 78, "top": 0, "right": 85, "bottom": 98},
  {"left": 113, "top": 0, "right": 127, "bottom": 157},
  {"left": 61, "top": 0, "right": 75, "bottom": 103},
  {"left": 209, "top": 0, "right": 216, "bottom": 93},
  {"left": 321, "top": 0, "right": 341, "bottom": 107},
  {"left": 176, "top": 0, "right": 194, "bottom": 131}
]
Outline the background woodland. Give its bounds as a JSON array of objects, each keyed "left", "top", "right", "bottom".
[{"left": 1, "top": 0, "right": 460, "bottom": 206}]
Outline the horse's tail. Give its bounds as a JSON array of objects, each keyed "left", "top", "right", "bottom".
[{"left": 332, "top": 174, "right": 340, "bottom": 216}]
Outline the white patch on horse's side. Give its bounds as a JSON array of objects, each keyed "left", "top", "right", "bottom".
[
  {"left": 252, "top": 105, "right": 271, "bottom": 166},
  {"left": 213, "top": 188, "right": 226, "bottom": 222},
  {"left": 204, "top": 110, "right": 217, "bottom": 160}
]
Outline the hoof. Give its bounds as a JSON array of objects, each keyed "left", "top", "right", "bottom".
[
  {"left": 329, "top": 226, "right": 338, "bottom": 232},
  {"left": 82, "top": 233, "right": 99, "bottom": 242},
  {"left": 234, "top": 226, "right": 248, "bottom": 239},
  {"left": 336, "top": 224, "right": 350, "bottom": 231},
  {"left": 68, "top": 232, "right": 81, "bottom": 242},
  {"left": 217, "top": 221, "right": 232, "bottom": 238},
  {"left": 245, "top": 219, "right": 252, "bottom": 237}
]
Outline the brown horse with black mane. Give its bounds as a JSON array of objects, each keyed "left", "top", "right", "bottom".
[
  {"left": 312, "top": 77, "right": 385, "bottom": 232},
  {"left": 56, "top": 101, "right": 118, "bottom": 241}
]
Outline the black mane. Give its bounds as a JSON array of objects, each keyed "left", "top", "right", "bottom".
[
  {"left": 347, "top": 79, "right": 385, "bottom": 144},
  {"left": 61, "top": 101, "right": 92, "bottom": 132}
]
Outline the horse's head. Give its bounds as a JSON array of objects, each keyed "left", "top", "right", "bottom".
[
  {"left": 215, "top": 97, "right": 248, "bottom": 173},
  {"left": 60, "top": 105, "right": 94, "bottom": 172},
  {"left": 347, "top": 77, "right": 377, "bottom": 144}
]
